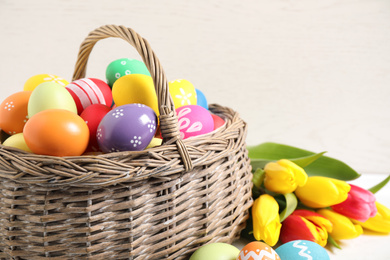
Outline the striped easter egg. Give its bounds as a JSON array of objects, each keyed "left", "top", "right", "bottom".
[{"left": 66, "top": 78, "right": 113, "bottom": 114}]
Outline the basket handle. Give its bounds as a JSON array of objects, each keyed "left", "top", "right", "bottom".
[{"left": 72, "top": 24, "right": 193, "bottom": 171}]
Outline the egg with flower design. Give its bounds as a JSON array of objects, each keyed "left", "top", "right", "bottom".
[
  {"left": 97, "top": 103, "right": 157, "bottom": 152},
  {"left": 169, "top": 79, "right": 197, "bottom": 109},
  {"left": 0, "top": 91, "right": 31, "bottom": 135}
]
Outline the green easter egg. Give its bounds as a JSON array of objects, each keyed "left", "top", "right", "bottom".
[
  {"left": 106, "top": 58, "right": 151, "bottom": 87},
  {"left": 189, "top": 243, "right": 240, "bottom": 260},
  {"left": 27, "top": 82, "right": 77, "bottom": 118}
]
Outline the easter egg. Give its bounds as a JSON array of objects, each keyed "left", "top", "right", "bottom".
[
  {"left": 97, "top": 104, "right": 157, "bottom": 153},
  {"left": 211, "top": 114, "right": 225, "bottom": 130},
  {"left": 28, "top": 82, "right": 77, "bottom": 118},
  {"left": 23, "top": 74, "right": 69, "bottom": 91},
  {"left": 23, "top": 109, "right": 89, "bottom": 156},
  {"left": 189, "top": 243, "right": 240, "bottom": 260},
  {"left": 2, "top": 133, "right": 32, "bottom": 153},
  {"left": 106, "top": 58, "right": 151, "bottom": 87},
  {"left": 176, "top": 105, "right": 214, "bottom": 139},
  {"left": 146, "top": 137, "right": 162, "bottom": 149},
  {"left": 237, "top": 241, "right": 280, "bottom": 260},
  {"left": 112, "top": 74, "right": 159, "bottom": 116},
  {"left": 0, "top": 91, "right": 31, "bottom": 135},
  {"left": 196, "top": 88, "right": 208, "bottom": 109},
  {"left": 275, "top": 240, "right": 330, "bottom": 260},
  {"left": 169, "top": 79, "right": 197, "bottom": 109},
  {"left": 66, "top": 78, "right": 113, "bottom": 114},
  {"left": 80, "top": 104, "right": 112, "bottom": 152}
]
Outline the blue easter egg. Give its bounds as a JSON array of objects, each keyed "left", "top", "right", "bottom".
[
  {"left": 275, "top": 240, "right": 330, "bottom": 260},
  {"left": 195, "top": 88, "right": 208, "bottom": 109}
]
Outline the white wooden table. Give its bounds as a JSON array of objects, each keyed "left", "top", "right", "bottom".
[{"left": 1, "top": 1, "right": 389, "bottom": 258}]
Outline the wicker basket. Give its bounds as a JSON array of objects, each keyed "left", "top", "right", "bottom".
[{"left": 0, "top": 25, "right": 253, "bottom": 259}]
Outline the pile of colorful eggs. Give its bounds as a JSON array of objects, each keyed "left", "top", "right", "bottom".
[
  {"left": 0, "top": 58, "right": 225, "bottom": 156},
  {"left": 189, "top": 240, "right": 330, "bottom": 260}
]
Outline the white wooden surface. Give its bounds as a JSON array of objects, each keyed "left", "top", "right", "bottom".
[{"left": 0, "top": 0, "right": 389, "bottom": 259}]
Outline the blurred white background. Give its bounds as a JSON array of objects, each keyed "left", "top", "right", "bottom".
[{"left": 0, "top": 0, "right": 389, "bottom": 258}]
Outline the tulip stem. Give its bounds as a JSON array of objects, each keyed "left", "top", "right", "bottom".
[{"left": 327, "top": 235, "right": 341, "bottom": 249}]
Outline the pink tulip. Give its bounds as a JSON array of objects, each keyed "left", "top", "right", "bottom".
[{"left": 331, "top": 184, "right": 377, "bottom": 222}]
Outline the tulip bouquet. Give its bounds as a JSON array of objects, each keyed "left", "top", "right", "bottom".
[{"left": 242, "top": 142, "right": 390, "bottom": 250}]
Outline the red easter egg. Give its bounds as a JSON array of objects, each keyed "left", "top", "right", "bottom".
[
  {"left": 211, "top": 113, "right": 225, "bottom": 130},
  {"left": 0, "top": 91, "right": 32, "bottom": 135},
  {"left": 80, "top": 104, "right": 111, "bottom": 152},
  {"left": 66, "top": 78, "right": 113, "bottom": 114}
]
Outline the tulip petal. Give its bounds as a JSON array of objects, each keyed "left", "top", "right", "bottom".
[
  {"left": 252, "top": 194, "right": 281, "bottom": 246},
  {"left": 293, "top": 210, "right": 333, "bottom": 233},
  {"left": 295, "top": 176, "right": 351, "bottom": 208},
  {"left": 332, "top": 184, "right": 377, "bottom": 222},
  {"left": 280, "top": 215, "right": 315, "bottom": 244},
  {"left": 318, "top": 209, "right": 363, "bottom": 240},
  {"left": 352, "top": 202, "right": 390, "bottom": 233},
  {"left": 278, "top": 159, "right": 308, "bottom": 187}
]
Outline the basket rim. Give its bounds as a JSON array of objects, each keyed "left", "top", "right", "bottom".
[{"left": 0, "top": 103, "right": 248, "bottom": 187}]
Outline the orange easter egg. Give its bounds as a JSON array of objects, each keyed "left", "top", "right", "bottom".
[
  {"left": 237, "top": 241, "right": 280, "bottom": 260},
  {"left": 0, "top": 91, "right": 32, "bottom": 135},
  {"left": 23, "top": 109, "right": 89, "bottom": 156}
]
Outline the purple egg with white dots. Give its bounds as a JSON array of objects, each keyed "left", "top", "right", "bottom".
[{"left": 97, "top": 103, "right": 157, "bottom": 152}]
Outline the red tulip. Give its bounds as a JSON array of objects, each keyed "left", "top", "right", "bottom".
[
  {"left": 280, "top": 209, "right": 332, "bottom": 247},
  {"left": 331, "top": 184, "right": 377, "bottom": 222}
]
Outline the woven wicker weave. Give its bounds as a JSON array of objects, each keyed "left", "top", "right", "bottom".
[{"left": 0, "top": 25, "right": 253, "bottom": 259}]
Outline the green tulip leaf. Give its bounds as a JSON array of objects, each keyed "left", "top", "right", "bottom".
[
  {"left": 252, "top": 168, "right": 265, "bottom": 189},
  {"left": 289, "top": 152, "right": 327, "bottom": 168},
  {"left": 248, "top": 142, "right": 361, "bottom": 181},
  {"left": 369, "top": 175, "right": 390, "bottom": 194},
  {"left": 279, "top": 193, "right": 298, "bottom": 222},
  {"left": 327, "top": 235, "right": 342, "bottom": 249}
]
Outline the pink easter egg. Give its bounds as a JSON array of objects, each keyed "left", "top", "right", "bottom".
[
  {"left": 176, "top": 105, "right": 214, "bottom": 139},
  {"left": 211, "top": 113, "right": 225, "bottom": 130},
  {"left": 80, "top": 104, "right": 111, "bottom": 152},
  {"left": 66, "top": 78, "right": 113, "bottom": 114}
]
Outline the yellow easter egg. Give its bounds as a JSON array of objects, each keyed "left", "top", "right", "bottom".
[
  {"left": 169, "top": 79, "right": 197, "bottom": 109},
  {"left": 146, "top": 137, "right": 162, "bottom": 149},
  {"left": 2, "top": 133, "right": 32, "bottom": 153},
  {"left": 112, "top": 74, "right": 159, "bottom": 116},
  {"left": 24, "top": 74, "right": 69, "bottom": 91}
]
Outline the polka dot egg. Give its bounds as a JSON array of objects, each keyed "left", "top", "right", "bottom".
[
  {"left": 0, "top": 91, "right": 31, "bottom": 135},
  {"left": 106, "top": 58, "right": 150, "bottom": 87},
  {"left": 97, "top": 103, "right": 157, "bottom": 153},
  {"left": 237, "top": 241, "right": 280, "bottom": 260}
]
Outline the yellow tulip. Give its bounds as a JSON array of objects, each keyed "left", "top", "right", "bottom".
[
  {"left": 252, "top": 194, "right": 281, "bottom": 246},
  {"left": 352, "top": 202, "right": 390, "bottom": 233},
  {"left": 295, "top": 176, "right": 351, "bottom": 208},
  {"left": 317, "top": 209, "right": 363, "bottom": 240},
  {"left": 264, "top": 159, "right": 308, "bottom": 194}
]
